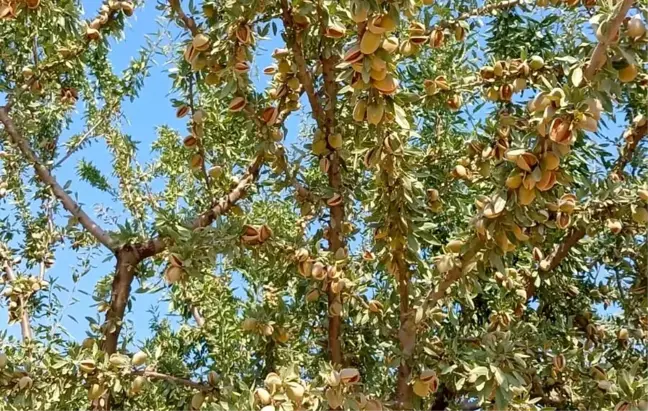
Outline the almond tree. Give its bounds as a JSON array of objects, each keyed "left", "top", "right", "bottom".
[{"left": 0, "top": 0, "right": 647, "bottom": 410}]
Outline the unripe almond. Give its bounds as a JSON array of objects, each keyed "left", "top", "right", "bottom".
[
  {"left": 132, "top": 351, "right": 148, "bottom": 366},
  {"left": 353, "top": 100, "right": 367, "bottom": 122},
  {"left": 18, "top": 375, "right": 34, "bottom": 390},
  {"left": 241, "top": 318, "right": 257, "bottom": 331},
  {"left": 632, "top": 206, "right": 648, "bottom": 224},
  {"left": 505, "top": 172, "right": 523, "bottom": 189},
  {"left": 429, "top": 29, "right": 444, "bottom": 48},
  {"left": 165, "top": 265, "right": 184, "bottom": 284},
  {"left": 351, "top": 1, "right": 369, "bottom": 22},
  {"left": 639, "top": 189, "right": 648, "bottom": 201},
  {"left": 542, "top": 151, "right": 560, "bottom": 171},
  {"left": 176, "top": 105, "right": 190, "bottom": 118},
  {"left": 382, "top": 37, "right": 399, "bottom": 54},
  {"left": 305, "top": 288, "right": 320, "bottom": 302},
  {"left": 131, "top": 375, "right": 146, "bottom": 393},
  {"left": 326, "top": 387, "right": 343, "bottom": 408},
  {"left": 340, "top": 368, "right": 360, "bottom": 384},
  {"left": 618, "top": 64, "right": 638, "bottom": 83},
  {"left": 286, "top": 382, "right": 305, "bottom": 405},
  {"left": 328, "top": 133, "right": 343, "bottom": 149},
  {"left": 192, "top": 34, "right": 210, "bottom": 52},
  {"left": 529, "top": 55, "right": 545, "bottom": 70},
  {"left": 79, "top": 359, "right": 96, "bottom": 373},
  {"left": 446, "top": 239, "right": 463, "bottom": 253},
  {"left": 627, "top": 15, "right": 646, "bottom": 39},
  {"left": 367, "top": 103, "right": 385, "bottom": 125},
  {"left": 229, "top": 96, "right": 246, "bottom": 112},
  {"left": 553, "top": 354, "right": 566, "bottom": 371},
  {"left": 518, "top": 186, "right": 536, "bottom": 206},
  {"left": 618, "top": 328, "right": 629, "bottom": 341},
  {"left": 360, "top": 31, "right": 382, "bottom": 55},
  {"left": 0, "top": 353, "right": 8, "bottom": 368},
  {"left": 413, "top": 379, "right": 430, "bottom": 397},
  {"left": 607, "top": 219, "right": 622, "bottom": 234},
  {"left": 191, "top": 392, "right": 205, "bottom": 409},
  {"left": 255, "top": 387, "right": 272, "bottom": 405},
  {"left": 88, "top": 383, "right": 103, "bottom": 400},
  {"left": 368, "top": 300, "right": 383, "bottom": 313},
  {"left": 190, "top": 154, "right": 203, "bottom": 170}
]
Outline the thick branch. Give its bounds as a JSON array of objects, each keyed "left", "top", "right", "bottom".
[
  {"left": 138, "top": 153, "right": 265, "bottom": 258},
  {"left": 395, "top": 254, "right": 413, "bottom": 409},
  {"left": 169, "top": 0, "right": 199, "bottom": 36},
  {"left": 422, "top": 244, "right": 481, "bottom": 311},
  {"left": 103, "top": 247, "right": 141, "bottom": 355},
  {"left": 280, "top": 0, "right": 325, "bottom": 126},
  {"left": 0, "top": 107, "right": 117, "bottom": 251},
  {"left": 584, "top": 0, "right": 635, "bottom": 79},
  {"left": 539, "top": 228, "right": 587, "bottom": 273},
  {"left": 2, "top": 262, "right": 32, "bottom": 341}
]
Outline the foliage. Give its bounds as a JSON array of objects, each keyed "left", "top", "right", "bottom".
[{"left": 0, "top": 0, "right": 647, "bottom": 410}]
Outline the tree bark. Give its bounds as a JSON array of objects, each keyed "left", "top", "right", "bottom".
[
  {"left": 395, "top": 254, "right": 413, "bottom": 409},
  {"left": 103, "top": 246, "right": 141, "bottom": 355}
]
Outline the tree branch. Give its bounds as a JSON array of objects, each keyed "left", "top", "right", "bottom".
[
  {"left": 612, "top": 114, "right": 647, "bottom": 179},
  {"left": 279, "top": 0, "right": 325, "bottom": 127},
  {"left": 169, "top": 0, "right": 199, "bottom": 36},
  {"left": 584, "top": 0, "right": 635, "bottom": 80},
  {"left": 533, "top": 122, "right": 646, "bottom": 294},
  {"left": 0, "top": 107, "right": 117, "bottom": 252},
  {"left": 422, "top": 244, "right": 482, "bottom": 311},
  {"left": 136, "top": 152, "right": 265, "bottom": 259}
]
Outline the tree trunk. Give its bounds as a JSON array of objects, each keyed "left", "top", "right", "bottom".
[
  {"left": 396, "top": 254, "right": 413, "bottom": 409},
  {"left": 327, "top": 152, "right": 344, "bottom": 366}
]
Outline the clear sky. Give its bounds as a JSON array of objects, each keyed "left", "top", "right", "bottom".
[{"left": 1, "top": 0, "right": 626, "bottom": 344}]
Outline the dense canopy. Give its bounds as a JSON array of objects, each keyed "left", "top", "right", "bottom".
[{"left": 0, "top": 0, "right": 647, "bottom": 410}]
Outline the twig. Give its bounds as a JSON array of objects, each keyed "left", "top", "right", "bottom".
[
  {"left": 0, "top": 107, "right": 117, "bottom": 252},
  {"left": 53, "top": 106, "right": 116, "bottom": 169},
  {"left": 191, "top": 306, "right": 205, "bottom": 327},
  {"left": 188, "top": 75, "right": 212, "bottom": 192},
  {"left": 432, "top": 0, "right": 522, "bottom": 30}
]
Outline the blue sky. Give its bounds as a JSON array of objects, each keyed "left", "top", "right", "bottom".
[{"left": 1, "top": 0, "right": 629, "bottom": 344}]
